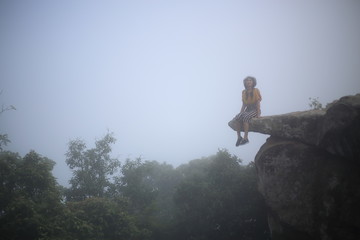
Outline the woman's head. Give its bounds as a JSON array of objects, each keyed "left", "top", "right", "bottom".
[{"left": 243, "top": 76, "right": 257, "bottom": 89}]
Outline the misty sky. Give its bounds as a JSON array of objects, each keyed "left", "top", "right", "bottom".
[{"left": 1, "top": 0, "right": 360, "bottom": 186}]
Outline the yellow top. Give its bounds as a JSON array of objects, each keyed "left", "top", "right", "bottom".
[{"left": 242, "top": 88, "right": 262, "bottom": 105}]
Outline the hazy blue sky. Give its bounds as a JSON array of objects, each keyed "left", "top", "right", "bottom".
[{"left": 1, "top": 0, "right": 360, "bottom": 186}]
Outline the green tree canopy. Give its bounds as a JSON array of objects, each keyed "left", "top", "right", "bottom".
[
  {"left": 173, "top": 149, "right": 269, "bottom": 240},
  {"left": 65, "top": 132, "right": 120, "bottom": 200},
  {"left": 64, "top": 197, "right": 146, "bottom": 240},
  {"left": 115, "top": 158, "right": 181, "bottom": 239},
  {"left": 0, "top": 151, "right": 65, "bottom": 240}
]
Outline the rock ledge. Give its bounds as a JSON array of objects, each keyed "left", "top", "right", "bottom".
[{"left": 235, "top": 94, "right": 360, "bottom": 240}]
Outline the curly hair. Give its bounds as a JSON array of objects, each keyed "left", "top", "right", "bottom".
[{"left": 243, "top": 76, "right": 257, "bottom": 88}]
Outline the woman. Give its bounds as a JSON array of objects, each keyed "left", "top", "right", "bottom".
[{"left": 229, "top": 76, "right": 262, "bottom": 146}]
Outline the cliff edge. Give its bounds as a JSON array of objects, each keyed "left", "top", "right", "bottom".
[{"left": 239, "top": 94, "right": 360, "bottom": 240}]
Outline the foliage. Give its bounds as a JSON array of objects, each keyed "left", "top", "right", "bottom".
[
  {"left": 308, "top": 97, "right": 323, "bottom": 110},
  {"left": 65, "top": 132, "right": 120, "bottom": 200},
  {"left": 115, "top": 158, "right": 182, "bottom": 240},
  {"left": 64, "top": 197, "right": 145, "bottom": 240},
  {"left": 1, "top": 131, "right": 270, "bottom": 240},
  {"left": 0, "top": 151, "right": 66, "bottom": 240},
  {"left": 0, "top": 97, "right": 16, "bottom": 151},
  {"left": 173, "top": 149, "right": 269, "bottom": 240},
  {"left": 0, "top": 133, "right": 11, "bottom": 151},
  {"left": 0, "top": 149, "right": 148, "bottom": 240}
]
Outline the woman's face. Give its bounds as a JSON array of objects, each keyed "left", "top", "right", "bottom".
[{"left": 245, "top": 79, "right": 253, "bottom": 88}]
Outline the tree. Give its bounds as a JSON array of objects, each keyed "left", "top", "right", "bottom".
[
  {"left": 0, "top": 97, "right": 16, "bottom": 151},
  {"left": 64, "top": 197, "right": 145, "bottom": 240},
  {"left": 173, "top": 149, "right": 270, "bottom": 240},
  {"left": 0, "top": 151, "right": 65, "bottom": 240},
  {"left": 308, "top": 97, "right": 323, "bottom": 110},
  {"left": 65, "top": 132, "right": 120, "bottom": 200},
  {"left": 115, "top": 158, "right": 181, "bottom": 240}
]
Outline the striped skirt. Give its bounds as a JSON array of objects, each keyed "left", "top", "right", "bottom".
[{"left": 234, "top": 109, "right": 257, "bottom": 123}]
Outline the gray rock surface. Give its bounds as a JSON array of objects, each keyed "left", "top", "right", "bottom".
[
  {"left": 230, "top": 94, "right": 360, "bottom": 239},
  {"left": 230, "top": 94, "right": 360, "bottom": 161}
]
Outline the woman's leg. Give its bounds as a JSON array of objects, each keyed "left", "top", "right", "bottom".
[
  {"left": 233, "top": 114, "right": 243, "bottom": 138},
  {"left": 236, "top": 121, "right": 242, "bottom": 138},
  {"left": 240, "top": 110, "right": 256, "bottom": 144},
  {"left": 243, "top": 122, "right": 249, "bottom": 140},
  {"left": 235, "top": 122, "right": 243, "bottom": 146}
]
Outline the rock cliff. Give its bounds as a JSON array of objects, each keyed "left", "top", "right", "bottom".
[{"left": 232, "top": 94, "right": 360, "bottom": 240}]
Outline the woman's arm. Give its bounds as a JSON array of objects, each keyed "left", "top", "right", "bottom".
[
  {"left": 240, "top": 103, "right": 245, "bottom": 113},
  {"left": 256, "top": 101, "right": 261, "bottom": 117}
]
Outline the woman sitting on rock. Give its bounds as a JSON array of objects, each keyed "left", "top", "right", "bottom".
[{"left": 230, "top": 76, "right": 262, "bottom": 146}]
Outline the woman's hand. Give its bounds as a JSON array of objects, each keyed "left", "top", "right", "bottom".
[
  {"left": 256, "top": 101, "right": 261, "bottom": 117},
  {"left": 256, "top": 109, "right": 261, "bottom": 118}
]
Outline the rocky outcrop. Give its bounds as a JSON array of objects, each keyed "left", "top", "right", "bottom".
[{"left": 233, "top": 94, "right": 360, "bottom": 240}]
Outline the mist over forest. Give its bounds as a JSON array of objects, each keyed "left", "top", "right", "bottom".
[
  {"left": 0, "top": 131, "right": 270, "bottom": 240},
  {"left": 1, "top": 1, "right": 360, "bottom": 239}
]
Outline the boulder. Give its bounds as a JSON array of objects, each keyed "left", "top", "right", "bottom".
[
  {"left": 229, "top": 94, "right": 360, "bottom": 161},
  {"left": 240, "top": 94, "right": 360, "bottom": 240},
  {"left": 255, "top": 137, "right": 360, "bottom": 240},
  {"left": 318, "top": 94, "right": 360, "bottom": 162},
  {"left": 229, "top": 110, "right": 325, "bottom": 145}
]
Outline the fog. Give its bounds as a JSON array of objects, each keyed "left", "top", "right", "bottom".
[{"left": 1, "top": 0, "right": 360, "bottom": 186}]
